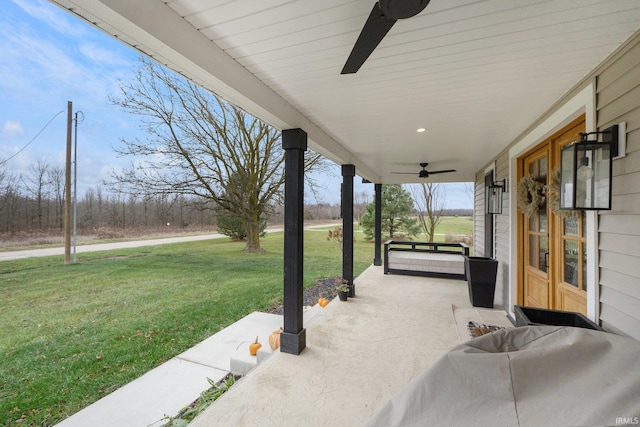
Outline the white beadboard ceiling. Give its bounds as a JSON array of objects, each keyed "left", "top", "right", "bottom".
[{"left": 51, "top": 0, "right": 640, "bottom": 183}]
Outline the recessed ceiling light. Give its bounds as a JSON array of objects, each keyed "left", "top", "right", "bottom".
[{"left": 416, "top": 128, "right": 426, "bottom": 133}]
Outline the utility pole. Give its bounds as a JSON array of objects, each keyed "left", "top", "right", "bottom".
[
  {"left": 73, "top": 111, "right": 84, "bottom": 264},
  {"left": 64, "top": 101, "right": 72, "bottom": 265}
]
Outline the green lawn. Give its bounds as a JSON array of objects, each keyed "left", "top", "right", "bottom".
[
  {"left": 0, "top": 217, "right": 470, "bottom": 426},
  {"left": 431, "top": 215, "right": 473, "bottom": 236},
  {"left": 0, "top": 229, "right": 372, "bottom": 426}
]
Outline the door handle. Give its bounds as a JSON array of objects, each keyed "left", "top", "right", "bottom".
[{"left": 544, "top": 252, "right": 549, "bottom": 269}]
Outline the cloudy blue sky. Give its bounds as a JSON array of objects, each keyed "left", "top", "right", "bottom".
[
  {"left": 0, "top": 0, "right": 472, "bottom": 208},
  {"left": 0, "top": 0, "right": 138, "bottom": 189}
]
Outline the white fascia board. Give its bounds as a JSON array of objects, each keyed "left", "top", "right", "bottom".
[{"left": 56, "top": 0, "right": 379, "bottom": 181}]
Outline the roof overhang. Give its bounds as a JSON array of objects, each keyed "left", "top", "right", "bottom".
[{"left": 49, "top": 0, "right": 640, "bottom": 184}]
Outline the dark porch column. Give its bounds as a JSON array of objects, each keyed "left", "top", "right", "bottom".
[
  {"left": 281, "top": 129, "right": 307, "bottom": 355},
  {"left": 342, "top": 164, "right": 355, "bottom": 297},
  {"left": 373, "top": 183, "right": 382, "bottom": 266}
]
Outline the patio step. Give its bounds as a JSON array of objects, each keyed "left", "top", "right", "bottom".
[
  {"left": 55, "top": 304, "right": 328, "bottom": 427},
  {"left": 230, "top": 345, "right": 275, "bottom": 375},
  {"left": 229, "top": 303, "right": 325, "bottom": 375},
  {"left": 55, "top": 311, "right": 282, "bottom": 427}
]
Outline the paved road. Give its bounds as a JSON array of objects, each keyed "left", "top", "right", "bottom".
[
  {"left": 0, "top": 224, "right": 340, "bottom": 262},
  {"left": 0, "top": 233, "right": 230, "bottom": 261}
]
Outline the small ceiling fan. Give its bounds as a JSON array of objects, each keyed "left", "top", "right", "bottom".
[
  {"left": 341, "top": 0, "right": 431, "bottom": 74},
  {"left": 392, "top": 162, "right": 456, "bottom": 178}
]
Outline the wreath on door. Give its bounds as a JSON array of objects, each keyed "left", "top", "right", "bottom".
[
  {"left": 547, "top": 168, "right": 578, "bottom": 218},
  {"left": 517, "top": 174, "right": 545, "bottom": 218}
]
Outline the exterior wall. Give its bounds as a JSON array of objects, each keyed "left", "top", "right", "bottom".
[
  {"left": 474, "top": 31, "right": 640, "bottom": 340},
  {"left": 474, "top": 29, "right": 640, "bottom": 340},
  {"left": 473, "top": 155, "right": 510, "bottom": 309},
  {"left": 596, "top": 37, "right": 640, "bottom": 340},
  {"left": 473, "top": 174, "right": 485, "bottom": 257},
  {"left": 493, "top": 152, "right": 510, "bottom": 309}
]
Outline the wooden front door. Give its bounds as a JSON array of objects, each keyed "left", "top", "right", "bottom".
[
  {"left": 552, "top": 123, "right": 588, "bottom": 314},
  {"left": 522, "top": 145, "right": 550, "bottom": 308},
  {"left": 520, "top": 117, "right": 587, "bottom": 314}
]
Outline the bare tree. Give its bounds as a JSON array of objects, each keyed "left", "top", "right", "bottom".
[
  {"left": 110, "top": 57, "right": 324, "bottom": 252},
  {"left": 0, "top": 163, "right": 10, "bottom": 213},
  {"left": 354, "top": 190, "right": 371, "bottom": 223},
  {"left": 464, "top": 182, "right": 474, "bottom": 199},
  {"left": 0, "top": 164, "right": 19, "bottom": 231},
  {"left": 25, "top": 160, "right": 50, "bottom": 230},
  {"left": 410, "top": 182, "right": 445, "bottom": 242},
  {"left": 48, "top": 166, "right": 65, "bottom": 230}
]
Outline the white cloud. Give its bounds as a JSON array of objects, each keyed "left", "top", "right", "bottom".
[
  {"left": 1, "top": 120, "right": 26, "bottom": 139},
  {"left": 11, "top": 0, "right": 88, "bottom": 38},
  {"left": 0, "top": 24, "right": 85, "bottom": 96},
  {"left": 2, "top": 2, "right": 136, "bottom": 109},
  {"left": 79, "top": 43, "right": 131, "bottom": 68}
]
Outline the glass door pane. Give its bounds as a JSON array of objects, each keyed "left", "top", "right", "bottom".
[
  {"left": 582, "top": 242, "right": 588, "bottom": 292},
  {"left": 540, "top": 236, "right": 548, "bottom": 273},
  {"left": 529, "top": 234, "right": 538, "bottom": 268},
  {"left": 561, "top": 212, "right": 586, "bottom": 291},
  {"left": 564, "top": 240, "right": 579, "bottom": 287}
]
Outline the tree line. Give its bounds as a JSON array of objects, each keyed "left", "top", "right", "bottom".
[
  {"left": 0, "top": 162, "right": 217, "bottom": 235},
  {"left": 0, "top": 160, "right": 373, "bottom": 236},
  {"left": 1, "top": 157, "right": 472, "bottom": 240}
]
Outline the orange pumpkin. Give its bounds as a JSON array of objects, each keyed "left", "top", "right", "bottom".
[
  {"left": 318, "top": 298, "right": 329, "bottom": 307},
  {"left": 269, "top": 327, "right": 283, "bottom": 350},
  {"left": 249, "top": 336, "right": 262, "bottom": 355}
]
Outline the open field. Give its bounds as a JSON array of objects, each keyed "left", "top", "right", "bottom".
[{"left": 430, "top": 215, "right": 473, "bottom": 237}]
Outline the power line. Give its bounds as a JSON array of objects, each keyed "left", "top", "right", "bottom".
[{"left": 0, "top": 109, "right": 65, "bottom": 167}]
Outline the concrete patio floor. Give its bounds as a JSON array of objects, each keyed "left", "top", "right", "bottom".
[{"left": 190, "top": 265, "right": 512, "bottom": 427}]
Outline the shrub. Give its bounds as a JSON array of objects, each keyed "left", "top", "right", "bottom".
[
  {"left": 327, "top": 226, "right": 355, "bottom": 250},
  {"left": 214, "top": 205, "right": 266, "bottom": 240},
  {"left": 444, "top": 233, "right": 473, "bottom": 246}
]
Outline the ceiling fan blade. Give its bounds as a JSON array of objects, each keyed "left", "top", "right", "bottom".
[
  {"left": 427, "top": 169, "right": 457, "bottom": 175},
  {"left": 341, "top": 3, "right": 397, "bottom": 74},
  {"left": 390, "top": 172, "right": 415, "bottom": 174}
]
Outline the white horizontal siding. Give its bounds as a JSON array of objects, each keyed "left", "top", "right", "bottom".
[
  {"left": 474, "top": 176, "right": 485, "bottom": 257},
  {"left": 598, "top": 233, "right": 640, "bottom": 256},
  {"left": 599, "top": 251, "right": 640, "bottom": 281},
  {"left": 494, "top": 152, "right": 510, "bottom": 308},
  {"left": 601, "top": 287, "right": 640, "bottom": 322},
  {"left": 600, "top": 268, "right": 640, "bottom": 300},
  {"left": 596, "top": 33, "right": 640, "bottom": 340},
  {"left": 599, "top": 214, "right": 640, "bottom": 234},
  {"left": 600, "top": 304, "right": 640, "bottom": 339}
]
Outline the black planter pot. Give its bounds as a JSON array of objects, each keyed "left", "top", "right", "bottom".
[
  {"left": 464, "top": 256, "right": 498, "bottom": 308},
  {"left": 514, "top": 305, "right": 603, "bottom": 330},
  {"left": 338, "top": 290, "right": 348, "bottom": 301}
]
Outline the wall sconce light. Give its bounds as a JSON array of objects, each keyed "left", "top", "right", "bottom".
[
  {"left": 486, "top": 179, "right": 507, "bottom": 214},
  {"left": 559, "top": 125, "right": 617, "bottom": 210}
]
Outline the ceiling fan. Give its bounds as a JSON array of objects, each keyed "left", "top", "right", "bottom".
[
  {"left": 392, "top": 162, "right": 456, "bottom": 178},
  {"left": 341, "top": 0, "right": 431, "bottom": 74}
]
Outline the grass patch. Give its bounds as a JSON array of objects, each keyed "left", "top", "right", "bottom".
[
  {"left": 432, "top": 216, "right": 473, "bottom": 236},
  {"left": 161, "top": 374, "right": 238, "bottom": 426},
  {"left": 0, "top": 230, "right": 372, "bottom": 426}
]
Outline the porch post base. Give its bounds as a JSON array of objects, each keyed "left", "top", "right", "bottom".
[{"left": 280, "top": 329, "right": 306, "bottom": 355}]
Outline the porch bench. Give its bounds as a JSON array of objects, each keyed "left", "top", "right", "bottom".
[{"left": 384, "top": 240, "right": 469, "bottom": 280}]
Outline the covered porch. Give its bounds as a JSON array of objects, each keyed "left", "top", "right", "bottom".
[
  {"left": 190, "top": 265, "right": 511, "bottom": 426},
  {"left": 46, "top": 1, "right": 640, "bottom": 343},
  {"left": 44, "top": 1, "right": 640, "bottom": 424}
]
